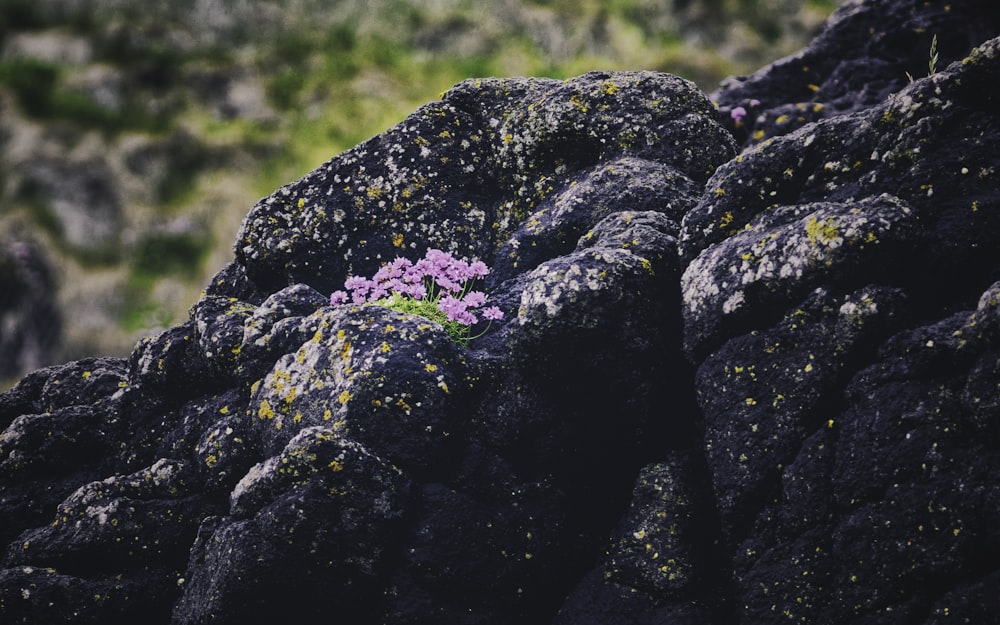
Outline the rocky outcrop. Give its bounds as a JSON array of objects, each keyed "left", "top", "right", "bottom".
[
  {"left": 2, "top": 1, "right": 1000, "bottom": 623},
  {"left": 713, "top": 0, "right": 1000, "bottom": 148},
  {"left": 2, "top": 69, "right": 727, "bottom": 624}
]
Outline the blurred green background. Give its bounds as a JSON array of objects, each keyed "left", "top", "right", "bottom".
[{"left": 0, "top": 0, "right": 841, "bottom": 387}]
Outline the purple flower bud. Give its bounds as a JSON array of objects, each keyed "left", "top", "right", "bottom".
[
  {"left": 330, "top": 291, "right": 348, "bottom": 306},
  {"left": 731, "top": 106, "right": 747, "bottom": 123}
]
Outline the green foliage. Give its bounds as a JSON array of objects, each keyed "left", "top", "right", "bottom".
[
  {"left": 378, "top": 293, "right": 470, "bottom": 345},
  {"left": 266, "top": 67, "right": 307, "bottom": 110},
  {"left": 928, "top": 34, "right": 939, "bottom": 75},
  {"left": 0, "top": 58, "right": 169, "bottom": 133},
  {"left": 906, "top": 34, "right": 940, "bottom": 82},
  {"left": 131, "top": 231, "right": 211, "bottom": 280},
  {"left": 0, "top": 59, "right": 59, "bottom": 112}
]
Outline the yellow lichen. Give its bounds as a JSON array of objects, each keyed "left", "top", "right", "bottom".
[
  {"left": 805, "top": 215, "right": 839, "bottom": 244},
  {"left": 258, "top": 400, "right": 276, "bottom": 420}
]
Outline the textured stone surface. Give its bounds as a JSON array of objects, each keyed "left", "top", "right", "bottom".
[
  {"left": 712, "top": 0, "right": 1000, "bottom": 148},
  {"left": 2, "top": 2, "right": 1000, "bottom": 623},
  {"left": 235, "top": 70, "right": 733, "bottom": 294}
]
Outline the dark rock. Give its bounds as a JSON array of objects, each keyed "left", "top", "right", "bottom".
[
  {"left": 235, "top": 282, "right": 335, "bottom": 385},
  {"left": 171, "top": 429, "right": 411, "bottom": 625},
  {"left": 0, "top": 566, "right": 169, "bottom": 625},
  {"left": 190, "top": 295, "right": 257, "bottom": 382},
  {"left": 0, "top": 358, "right": 129, "bottom": 547},
  {"left": 4, "top": 2, "right": 1000, "bottom": 623},
  {"left": 244, "top": 306, "right": 470, "bottom": 479},
  {"left": 492, "top": 156, "right": 699, "bottom": 281},
  {"left": 201, "top": 260, "right": 267, "bottom": 304},
  {"left": 2, "top": 63, "right": 731, "bottom": 623},
  {"left": 37, "top": 357, "right": 128, "bottom": 413},
  {"left": 603, "top": 455, "right": 716, "bottom": 598},
  {"left": 713, "top": 0, "right": 1000, "bottom": 148},
  {"left": 682, "top": 36, "right": 1000, "bottom": 357},
  {"left": 669, "top": 26, "right": 1000, "bottom": 625},
  {"left": 125, "top": 322, "right": 215, "bottom": 408},
  {"left": 235, "top": 70, "right": 734, "bottom": 294}
]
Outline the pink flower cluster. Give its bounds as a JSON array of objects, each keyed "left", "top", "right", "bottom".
[{"left": 330, "top": 249, "right": 504, "bottom": 327}]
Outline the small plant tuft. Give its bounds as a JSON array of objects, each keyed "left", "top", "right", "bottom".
[
  {"left": 907, "top": 34, "right": 939, "bottom": 82},
  {"left": 928, "top": 34, "right": 939, "bottom": 75},
  {"left": 330, "top": 248, "right": 504, "bottom": 346}
]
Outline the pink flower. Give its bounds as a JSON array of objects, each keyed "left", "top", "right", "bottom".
[
  {"left": 482, "top": 306, "right": 504, "bottom": 321},
  {"left": 328, "top": 248, "right": 499, "bottom": 344},
  {"left": 439, "top": 295, "right": 475, "bottom": 325},
  {"left": 463, "top": 291, "right": 487, "bottom": 308},
  {"left": 730, "top": 106, "right": 747, "bottom": 123},
  {"left": 468, "top": 260, "right": 489, "bottom": 278}
]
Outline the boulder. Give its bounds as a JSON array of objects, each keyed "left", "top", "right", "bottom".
[{"left": 2, "top": 67, "right": 728, "bottom": 623}]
